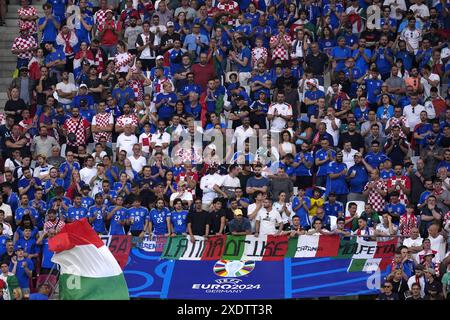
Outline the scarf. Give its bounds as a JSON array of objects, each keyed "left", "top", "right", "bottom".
[
  {"left": 61, "top": 32, "right": 73, "bottom": 55},
  {"left": 93, "top": 48, "right": 105, "bottom": 73}
]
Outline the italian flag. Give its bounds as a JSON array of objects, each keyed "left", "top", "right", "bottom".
[
  {"left": 339, "top": 237, "right": 396, "bottom": 272},
  {"left": 49, "top": 219, "right": 129, "bottom": 300}
]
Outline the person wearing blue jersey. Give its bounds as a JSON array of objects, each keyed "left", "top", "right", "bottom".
[
  {"left": 10, "top": 246, "right": 34, "bottom": 295},
  {"left": 36, "top": 228, "right": 57, "bottom": 274},
  {"left": 170, "top": 198, "right": 188, "bottom": 235},
  {"left": 99, "top": 180, "right": 117, "bottom": 207},
  {"left": 59, "top": 150, "right": 81, "bottom": 189},
  {"left": 73, "top": 0, "right": 94, "bottom": 45},
  {"left": 365, "top": 140, "right": 389, "bottom": 170},
  {"left": 326, "top": 152, "right": 349, "bottom": 205},
  {"left": 44, "top": 167, "right": 64, "bottom": 200},
  {"left": 148, "top": 198, "right": 171, "bottom": 236},
  {"left": 249, "top": 91, "right": 269, "bottom": 129},
  {"left": 87, "top": 193, "right": 107, "bottom": 235},
  {"left": 46, "top": 0, "right": 67, "bottom": 23},
  {"left": 66, "top": 195, "right": 88, "bottom": 222},
  {"left": 373, "top": 35, "right": 394, "bottom": 80},
  {"left": 323, "top": 193, "right": 344, "bottom": 218},
  {"left": 384, "top": 191, "right": 406, "bottom": 223},
  {"left": 293, "top": 142, "right": 314, "bottom": 189},
  {"left": 353, "top": 39, "right": 372, "bottom": 75},
  {"left": 30, "top": 188, "right": 47, "bottom": 230},
  {"left": 347, "top": 152, "right": 373, "bottom": 202},
  {"left": 80, "top": 185, "right": 94, "bottom": 209},
  {"left": 363, "top": 68, "right": 383, "bottom": 109},
  {"left": 15, "top": 194, "right": 39, "bottom": 226},
  {"left": 380, "top": 159, "right": 395, "bottom": 181},
  {"left": 292, "top": 187, "right": 311, "bottom": 230},
  {"left": 18, "top": 168, "right": 42, "bottom": 201},
  {"left": 315, "top": 139, "right": 336, "bottom": 187},
  {"left": 14, "top": 227, "right": 39, "bottom": 260},
  {"left": 106, "top": 196, "right": 128, "bottom": 235},
  {"left": 127, "top": 196, "right": 149, "bottom": 237},
  {"left": 331, "top": 37, "right": 352, "bottom": 73},
  {"left": 38, "top": 3, "right": 61, "bottom": 45}
]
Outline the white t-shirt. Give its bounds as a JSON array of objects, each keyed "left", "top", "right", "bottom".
[
  {"left": 232, "top": 125, "right": 255, "bottom": 147},
  {"left": 116, "top": 133, "right": 138, "bottom": 157},
  {"left": 409, "top": 4, "right": 430, "bottom": 19},
  {"left": 383, "top": 0, "right": 407, "bottom": 20},
  {"left": 80, "top": 166, "right": 98, "bottom": 185},
  {"left": 407, "top": 275, "right": 426, "bottom": 297},
  {"left": 268, "top": 103, "right": 293, "bottom": 132},
  {"left": 200, "top": 173, "right": 222, "bottom": 204},
  {"left": 92, "top": 151, "right": 107, "bottom": 164},
  {"left": 375, "top": 223, "right": 398, "bottom": 242},
  {"left": 428, "top": 234, "right": 446, "bottom": 262},
  {"left": 256, "top": 208, "right": 283, "bottom": 236},
  {"left": 402, "top": 236, "right": 423, "bottom": 261},
  {"left": 217, "top": 174, "right": 241, "bottom": 193},
  {"left": 139, "top": 132, "right": 152, "bottom": 154},
  {"left": 273, "top": 202, "right": 294, "bottom": 224},
  {"left": 421, "top": 73, "right": 440, "bottom": 99},
  {"left": 403, "top": 104, "right": 425, "bottom": 129},
  {"left": 1, "top": 220, "right": 13, "bottom": 237},
  {"left": 247, "top": 203, "right": 264, "bottom": 232},
  {"left": 56, "top": 81, "right": 77, "bottom": 105},
  {"left": 128, "top": 155, "right": 147, "bottom": 173},
  {"left": 321, "top": 117, "right": 341, "bottom": 146},
  {"left": 343, "top": 148, "right": 358, "bottom": 169},
  {"left": 0, "top": 203, "right": 13, "bottom": 220},
  {"left": 170, "top": 191, "right": 193, "bottom": 204},
  {"left": 400, "top": 28, "right": 422, "bottom": 54}
]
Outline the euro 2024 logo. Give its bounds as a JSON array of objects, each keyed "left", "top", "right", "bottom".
[{"left": 213, "top": 260, "right": 256, "bottom": 279}]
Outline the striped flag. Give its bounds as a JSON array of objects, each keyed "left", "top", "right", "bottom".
[{"left": 49, "top": 219, "right": 129, "bottom": 300}]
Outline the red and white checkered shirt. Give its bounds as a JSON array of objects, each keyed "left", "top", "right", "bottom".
[
  {"left": 94, "top": 9, "right": 109, "bottom": 27},
  {"left": 128, "top": 78, "right": 145, "bottom": 101},
  {"left": 214, "top": 1, "right": 239, "bottom": 24},
  {"left": 92, "top": 112, "right": 114, "bottom": 143},
  {"left": 364, "top": 179, "right": 387, "bottom": 213},
  {"left": 387, "top": 175, "right": 411, "bottom": 205},
  {"left": 63, "top": 117, "right": 91, "bottom": 146},
  {"left": 18, "top": 6, "right": 38, "bottom": 35},
  {"left": 116, "top": 114, "right": 139, "bottom": 129},
  {"left": 386, "top": 116, "right": 408, "bottom": 139},
  {"left": 270, "top": 34, "right": 292, "bottom": 61},
  {"left": 399, "top": 213, "right": 418, "bottom": 236},
  {"left": 251, "top": 47, "right": 268, "bottom": 67},
  {"left": 12, "top": 35, "right": 37, "bottom": 60}
]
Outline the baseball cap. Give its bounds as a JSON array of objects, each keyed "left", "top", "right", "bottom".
[
  {"left": 234, "top": 209, "right": 243, "bottom": 216},
  {"left": 154, "top": 142, "right": 163, "bottom": 147},
  {"left": 15, "top": 245, "right": 24, "bottom": 251},
  {"left": 166, "top": 21, "right": 174, "bottom": 27},
  {"left": 79, "top": 84, "right": 88, "bottom": 89},
  {"left": 105, "top": 9, "right": 113, "bottom": 14},
  {"left": 156, "top": 55, "right": 164, "bottom": 60},
  {"left": 354, "top": 152, "right": 363, "bottom": 157},
  {"left": 424, "top": 268, "right": 436, "bottom": 276}
]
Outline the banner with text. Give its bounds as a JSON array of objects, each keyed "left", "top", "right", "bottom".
[{"left": 160, "top": 235, "right": 397, "bottom": 266}]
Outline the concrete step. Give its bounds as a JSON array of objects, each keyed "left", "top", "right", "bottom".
[
  {"left": 0, "top": 69, "right": 16, "bottom": 78},
  {"left": 0, "top": 78, "right": 14, "bottom": 86},
  {"left": 0, "top": 55, "right": 18, "bottom": 63}
]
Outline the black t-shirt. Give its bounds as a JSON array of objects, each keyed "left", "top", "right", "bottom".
[
  {"left": 230, "top": 105, "right": 251, "bottom": 129},
  {"left": 339, "top": 131, "right": 365, "bottom": 151},
  {"left": 4, "top": 99, "right": 28, "bottom": 124},
  {"left": 84, "top": 77, "right": 104, "bottom": 103},
  {"left": 160, "top": 33, "right": 181, "bottom": 53},
  {"left": 35, "top": 76, "right": 57, "bottom": 105},
  {"left": 208, "top": 209, "right": 226, "bottom": 235},
  {"left": 187, "top": 209, "right": 210, "bottom": 236},
  {"left": 275, "top": 76, "right": 297, "bottom": 90},
  {"left": 305, "top": 52, "right": 329, "bottom": 75}
]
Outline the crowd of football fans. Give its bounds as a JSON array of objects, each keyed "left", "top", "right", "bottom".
[{"left": 0, "top": 0, "right": 449, "bottom": 300}]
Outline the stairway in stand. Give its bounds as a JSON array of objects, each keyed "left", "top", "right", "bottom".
[{"left": 0, "top": 2, "right": 45, "bottom": 110}]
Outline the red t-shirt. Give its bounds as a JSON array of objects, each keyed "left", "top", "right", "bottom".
[
  {"left": 98, "top": 20, "right": 120, "bottom": 46},
  {"left": 192, "top": 63, "right": 216, "bottom": 92}
]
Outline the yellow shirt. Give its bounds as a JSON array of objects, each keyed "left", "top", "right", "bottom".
[{"left": 309, "top": 197, "right": 324, "bottom": 216}]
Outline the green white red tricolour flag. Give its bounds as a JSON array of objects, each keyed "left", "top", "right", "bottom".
[
  {"left": 161, "top": 234, "right": 397, "bottom": 269},
  {"left": 49, "top": 218, "right": 129, "bottom": 300}
]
